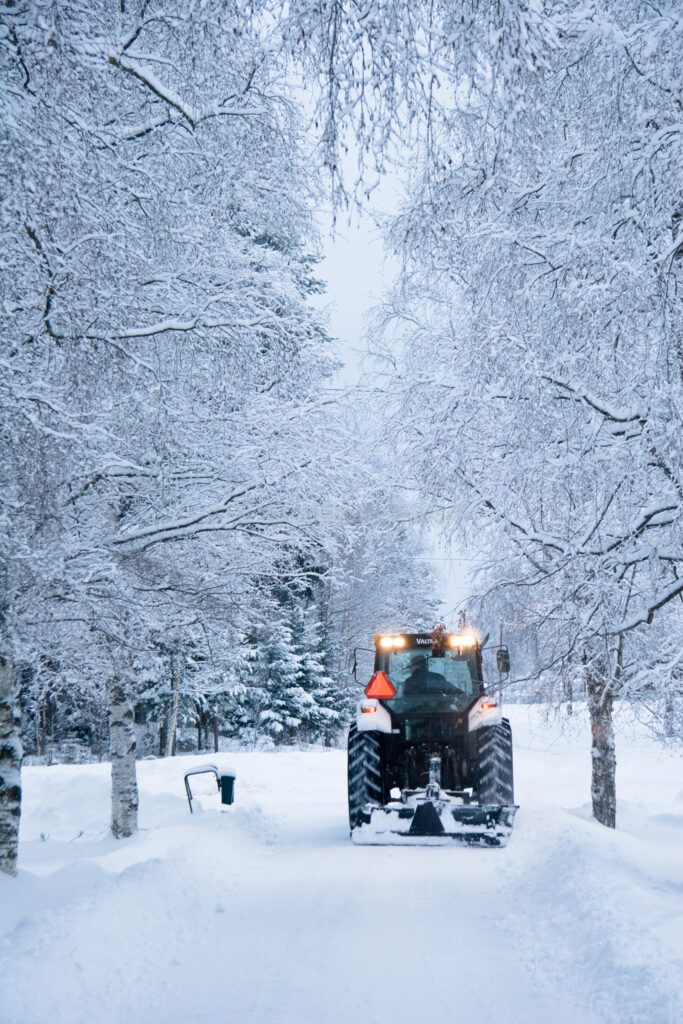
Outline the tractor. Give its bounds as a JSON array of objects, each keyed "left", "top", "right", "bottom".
[{"left": 348, "top": 628, "right": 517, "bottom": 845}]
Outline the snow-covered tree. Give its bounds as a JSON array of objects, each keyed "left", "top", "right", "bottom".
[
  {"left": 375, "top": 2, "right": 682, "bottom": 826},
  {"left": 0, "top": 0, "right": 341, "bottom": 867},
  {"left": 1, "top": 0, "right": 450, "bottom": 870}
]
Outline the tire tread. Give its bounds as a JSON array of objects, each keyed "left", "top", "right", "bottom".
[
  {"left": 476, "top": 718, "right": 514, "bottom": 805},
  {"left": 347, "top": 723, "right": 383, "bottom": 829}
]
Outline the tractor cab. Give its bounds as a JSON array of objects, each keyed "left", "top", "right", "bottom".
[{"left": 370, "top": 631, "right": 484, "bottom": 717}]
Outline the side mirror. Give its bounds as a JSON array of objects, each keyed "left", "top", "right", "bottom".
[{"left": 496, "top": 647, "right": 511, "bottom": 675}]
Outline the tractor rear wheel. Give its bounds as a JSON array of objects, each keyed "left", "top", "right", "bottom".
[
  {"left": 476, "top": 718, "right": 514, "bottom": 805},
  {"left": 347, "top": 722, "right": 383, "bottom": 829}
]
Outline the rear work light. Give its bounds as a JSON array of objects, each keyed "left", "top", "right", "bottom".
[
  {"left": 448, "top": 632, "right": 477, "bottom": 648},
  {"left": 365, "top": 671, "right": 396, "bottom": 699},
  {"left": 379, "top": 635, "right": 405, "bottom": 649}
]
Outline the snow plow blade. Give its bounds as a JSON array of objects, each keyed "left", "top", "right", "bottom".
[{"left": 351, "top": 803, "right": 518, "bottom": 847}]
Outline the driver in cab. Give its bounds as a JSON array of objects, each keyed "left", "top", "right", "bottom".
[{"left": 403, "top": 654, "right": 449, "bottom": 695}]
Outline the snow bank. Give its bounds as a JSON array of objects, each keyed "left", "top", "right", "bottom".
[{"left": 0, "top": 706, "right": 681, "bottom": 1024}]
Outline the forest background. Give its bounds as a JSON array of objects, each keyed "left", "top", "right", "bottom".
[{"left": 1, "top": 0, "right": 681, "bottom": 874}]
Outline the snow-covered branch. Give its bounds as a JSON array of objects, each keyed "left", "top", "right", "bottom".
[
  {"left": 615, "top": 579, "right": 683, "bottom": 634},
  {"left": 107, "top": 53, "right": 267, "bottom": 129}
]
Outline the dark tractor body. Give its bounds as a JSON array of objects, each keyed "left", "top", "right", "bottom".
[{"left": 347, "top": 631, "right": 517, "bottom": 846}]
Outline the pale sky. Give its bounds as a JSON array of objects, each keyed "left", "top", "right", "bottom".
[
  {"left": 313, "top": 198, "right": 396, "bottom": 386},
  {"left": 313, "top": 200, "right": 473, "bottom": 626}
]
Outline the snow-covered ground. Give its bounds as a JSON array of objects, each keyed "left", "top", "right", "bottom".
[{"left": 1, "top": 705, "right": 682, "bottom": 1024}]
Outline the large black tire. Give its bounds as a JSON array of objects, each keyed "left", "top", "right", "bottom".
[
  {"left": 475, "top": 718, "right": 515, "bottom": 805},
  {"left": 347, "top": 722, "right": 383, "bottom": 829}
]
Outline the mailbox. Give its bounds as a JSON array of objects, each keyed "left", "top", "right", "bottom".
[
  {"left": 184, "top": 765, "right": 236, "bottom": 813},
  {"left": 220, "top": 773, "right": 235, "bottom": 805}
]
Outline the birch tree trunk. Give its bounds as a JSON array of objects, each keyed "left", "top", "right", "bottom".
[
  {"left": 108, "top": 675, "right": 138, "bottom": 839},
  {"left": 0, "top": 642, "right": 22, "bottom": 875},
  {"left": 587, "top": 672, "right": 616, "bottom": 829},
  {"left": 159, "top": 715, "right": 168, "bottom": 757},
  {"left": 165, "top": 650, "right": 181, "bottom": 757}
]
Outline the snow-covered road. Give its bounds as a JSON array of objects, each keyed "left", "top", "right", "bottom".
[{"left": 1, "top": 706, "right": 682, "bottom": 1024}]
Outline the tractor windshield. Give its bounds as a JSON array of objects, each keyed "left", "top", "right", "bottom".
[{"left": 378, "top": 650, "right": 478, "bottom": 714}]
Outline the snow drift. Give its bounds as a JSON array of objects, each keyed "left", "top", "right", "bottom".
[{"left": 0, "top": 705, "right": 681, "bottom": 1024}]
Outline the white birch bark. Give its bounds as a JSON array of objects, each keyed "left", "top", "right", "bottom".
[
  {"left": 165, "top": 650, "right": 181, "bottom": 758},
  {"left": 587, "top": 673, "right": 617, "bottom": 829},
  {"left": 0, "top": 642, "right": 22, "bottom": 875},
  {"left": 108, "top": 675, "right": 138, "bottom": 839}
]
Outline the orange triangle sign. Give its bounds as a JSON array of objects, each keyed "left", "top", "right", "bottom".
[{"left": 365, "top": 671, "right": 396, "bottom": 699}]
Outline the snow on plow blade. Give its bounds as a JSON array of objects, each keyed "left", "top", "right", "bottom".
[{"left": 352, "top": 802, "right": 518, "bottom": 847}]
